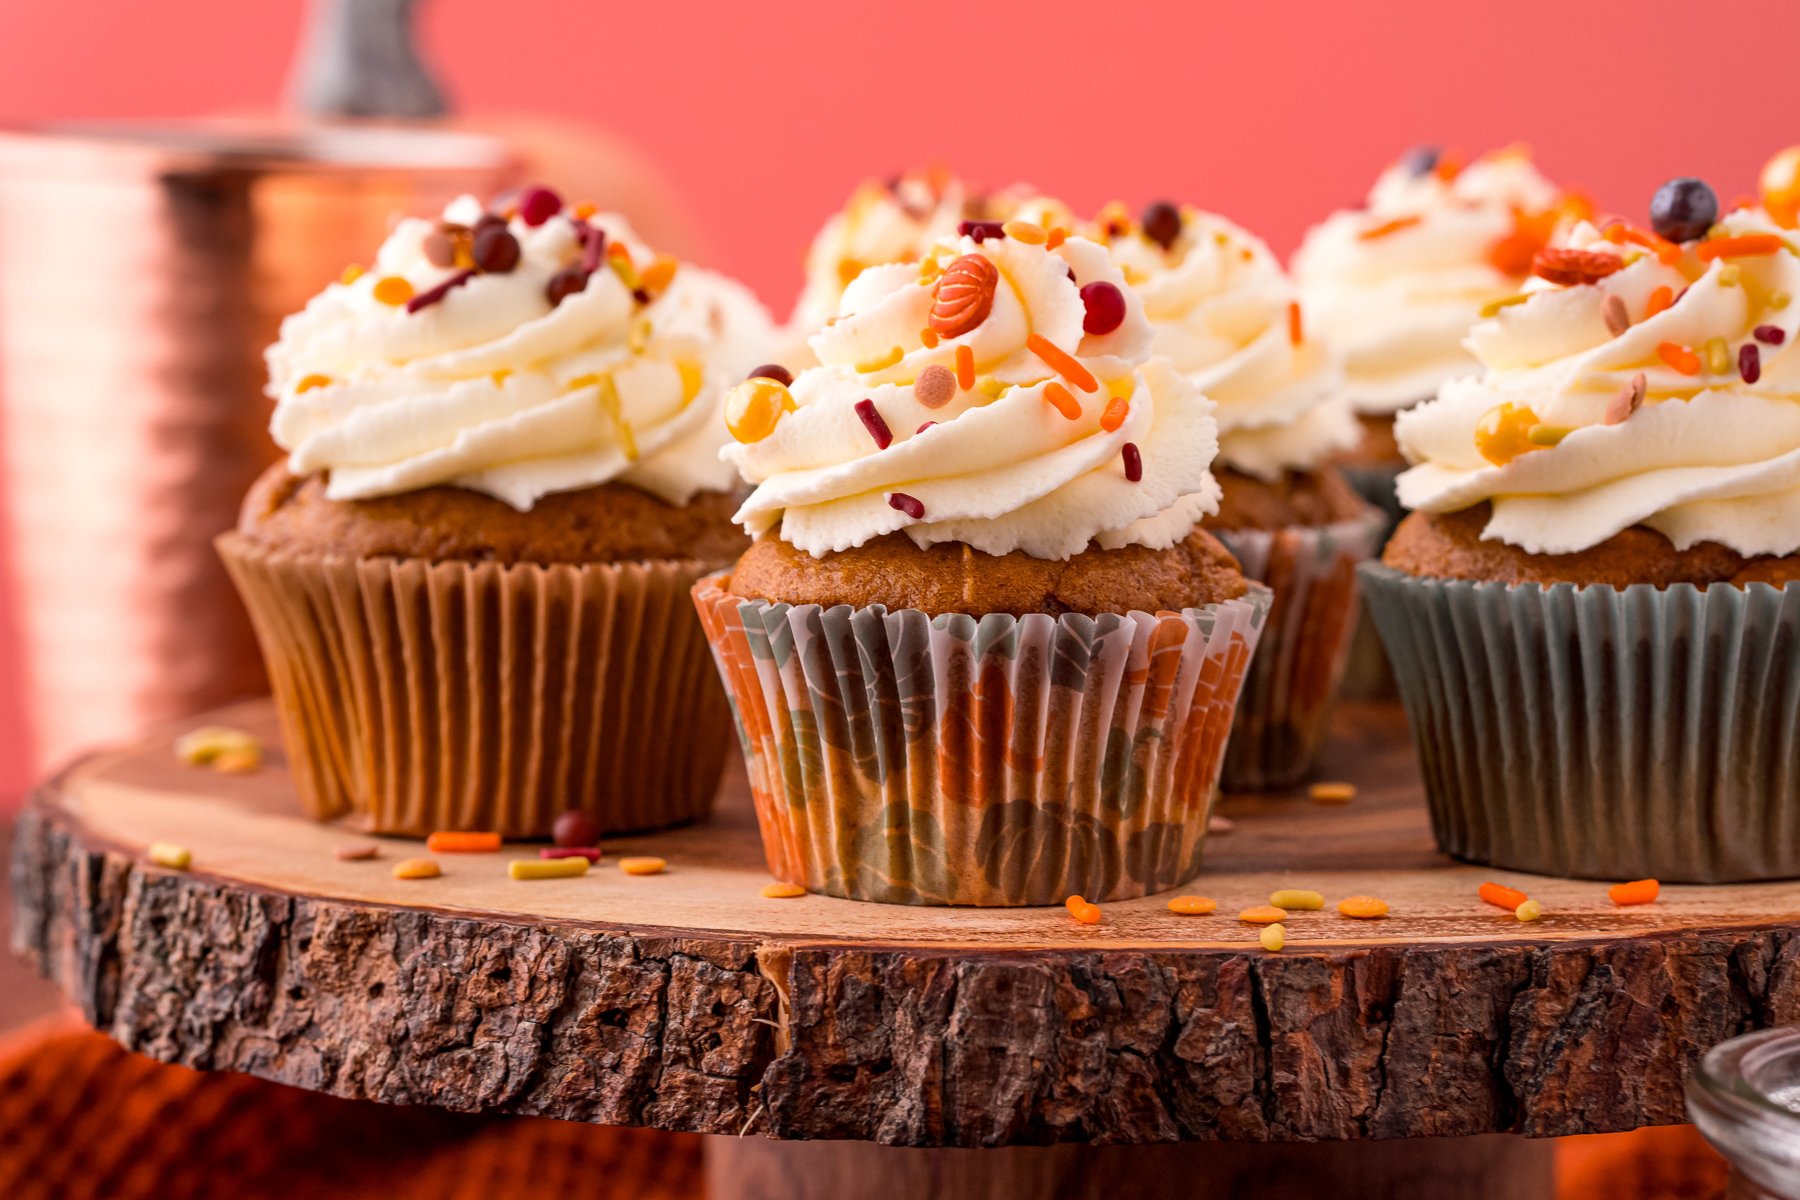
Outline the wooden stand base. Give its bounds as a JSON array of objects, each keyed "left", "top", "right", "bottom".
[{"left": 706, "top": 1134, "right": 1554, "bottom": 1200}]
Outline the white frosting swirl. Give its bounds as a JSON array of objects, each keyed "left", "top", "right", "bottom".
[
  {"left": 728, "top": 232, "right": 1222, "bottom": 559},
  {"left": 268, "top": 196, "right": 771, "bottom": 510},
  {"left": 1397, "top": 209, "right": 1800, "bottom": 556},
  {"left": 1294, "top": 149, "right": 1564, "bottom": 415},
  {"left": 1103, "top": 209, "right": 1357, "bottom": 478}
]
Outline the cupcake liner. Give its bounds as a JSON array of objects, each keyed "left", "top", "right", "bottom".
[
  {"left": 1340, "top": 461, "right": 1406, "bottom": 542},
  {"left": 1361, "top": 562, "right": 1800, "bottom": 882},
  {"left": 217, "top": 532, "right": 730, "bottom": 838},
  {"left": 693, "top": 574, "right": 1271, "bottom": 906},
  {"left": 1211, "top": 508, "right": 1386, "bottom": 790}
]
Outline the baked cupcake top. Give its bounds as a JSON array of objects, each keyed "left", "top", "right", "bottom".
[
  {"left": 267, "top": 186, "right": 771, "bottom": 511},
  {"left": 723, "top": 223, "right": 1223, "bottom": 560},
  {"left": 1397, "top": 184, "right": 1800, "bottom": 558},
  {"left": 1294, "top": 146, "right": 1570, "bottom": 416},
  {"left": 1097, "top": 203, "right": 1357, "bottom": 480}
]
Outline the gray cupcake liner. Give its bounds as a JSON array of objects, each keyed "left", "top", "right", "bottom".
[
  {"left": 1212, "top": 507, "right": 1386, "bottom": 790},
  {"left": 1361, "top": 562, "right": 1800, "bottom": 882}
]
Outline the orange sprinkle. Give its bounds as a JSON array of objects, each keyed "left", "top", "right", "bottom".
[
  {"left": 1167, "top": 895, "right": 1217, "bottom": 915},
  {"left": 1337, "top": 896, "right": 1389, "bottom": 920},
  {"left": 761, "top": 882, "right": 807, "bottom": 899},
  {"left": 1042, "top": 381, "right": 1082, "bottom": 420},
  {"left": 1698, "top": 234, "right": 1786, "bottom": 261},
  {"left": 1100, "top": 395, "right": 1130, "bottom": 432},
  {"left": 573, "top": 202, "right": 598, "bottom": 219},
  {"left": 1608, "top": 878, "right": 1660, "bottom": 906},
  {"left": 425, "top": 831, "right": 501, "bottom": 854},
  {"left": 1026, "top": 333, "right": 1098, "bottom": 393},
  {"left": 1657, "top": 342, "right": 1702, "bottom": 376},
  {"left": 955, "top": 344, "right": 976, "bottom": 390},
  {"left": 1064, "top": 894, "right": 1088, "bottom": 916},
  {"left": 295, "top": 374, "right": 333, "bottom": 393},
  {"left": 1238, "top": 905, "right": 1287, "bottom": 925},
  {"left": 920, "top": 328, "right": 940, "bottom": 349},
  {"left": 1479, "top": 881, "right": 1528, "bottom": 912},
  {"left": 1602, "top": 222, "right": 1682, "bottom": 266},
  {"left": 620, "top": 856, "right": 667, "bottom": 876},
  {"left": 1358, "top": 215, "right": 1422, "bottom": 241},
  {"left": 1645, "top": 286, "right": 1675, "bottom": 319},
  {"left": 1434, "top": 155, "right": 1464, "bottom": 182},
  {"left": 1287, "top": 301, "right": 1303, "bottom": 346},
  {"left": 371, "top": 276, "right": 414, "bottom": 306},
  {"left": 392, "top": 857, "right": 440, "bottom": 881},
  {"left": 1045, "top": 227, "right": 1068, "bottom": 249},
  {"left": 1065, "top": 895, "right": 1102, "bottom": 925}
]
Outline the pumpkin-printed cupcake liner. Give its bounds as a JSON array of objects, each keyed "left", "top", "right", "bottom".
[
  {"left": 1211, "top": 507, "right": 1386, "bottom": 790},
  {"left": 1362, "top": 563, "right": 1800, "bottom": 882},
  {"left": 693, "top": 573, "right": 1271, "bottom": 906},
  {"left": 218, "top": 532, "right": 730, "bottom": 838}
]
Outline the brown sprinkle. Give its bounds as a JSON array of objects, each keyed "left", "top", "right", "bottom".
[
  {"left": 1602, "top": 293, "right": 1630, "bottom": 337},
  {"left": 1604, "top": 373, "right": 1647, "bottom": 426},
  {"left": 334, "top": 844, "right": 381, "bottom": 862},
  {"left": 1309, "top": 781, "right": 1356, "bottom": 805}
]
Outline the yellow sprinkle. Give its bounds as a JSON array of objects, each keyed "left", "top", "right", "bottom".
[
  {"left": 340, "top": 264, "right": 365, "bottom": 285},
  {"left": 1260, "top": 923, "right": 1286, "bottom": 952},
  {"left": 1718, "top": 264, "right": 1742, "bottom": 286},
  {"left": 1337, "top": 895, "right": 1390, "bottom": 919},
  {"left": 1515, "top": 898, "right": 1544, "bottom": 923},
  {"left": 628, "top": 315, "right": 653, "bottom": 354},
  {"left": 1105, "top": 375, "right": 1134, "bottom": 400},
  {"left": 147, "top": 842, "right": 191, "bottom": 871},
  {"left": 392, "top": 857, "right": 441, "bottom": 881},
  {"left": 1527, "top": 424, "right": 1573, "bottom": 447},
  {"left": 609, "top": 244, "right": 641, "bottom": 290},
  {"left": 761, "top": 882, "right": 807, "bottom": 898},
  {"left": 372, "top": 276, "right": 415, "bottom": 306},
  {"left": 1308, "top": 781, "right": 1356, "bottom": 805},
  {"left": 490, "top": 368, "right": 512, "bottom": 385},
  {"left": 593, "top": 374, "right": 639, "bottom": 461},
  {"left": 174, "top": 726, "right": 262, "bottom": 768},
  {"left": 1238, "top": 904, "right": 1287, "bottom": 925},
  {"left": 212, "top": 746, "right": 262, "bottom": 775},
  {"left": 1269, "top": 889, "right": 1324, "bottom": 911},
  {"left": 620, "top": 856, "right": 667, "bottom": 876},
  {"left": 1705, "top": 336, "right": 1731, "bottom": 375},
  {"left": 1166, "top": 895, "right": 1217, "bottom": 915},
  {"left": 676, "top": 358, "right": 705, "bottom": 403},
  {"left": 1479, "top": 293, "right": 1530, "bottom": 318},
  {"left": 510, "top": 857, "right": 589, "bottom": 880},
  {"left": 855, "top": 345, "right": 905, "bottom": 373},
  {"left": 977, "top": 377, "right": 1007, "bottom": 400},
  {"left": 1001, "top": 220, "right": 1047, "bottom": 244},
  {"left": 1773, "top": 290, "right": 1792, "bottom": 310}
]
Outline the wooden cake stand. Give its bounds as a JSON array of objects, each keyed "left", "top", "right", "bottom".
[{"left": 12, "top": 699, "right": 1796, "bottom": 1199}]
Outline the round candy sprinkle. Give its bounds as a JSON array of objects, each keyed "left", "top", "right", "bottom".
[
  {"left": 748, "top": 363, "right": 794, "bottom": 386},
  {"left": 1649, "top": 178, "right": 1718, "bottom": 243},
  {"left": 1399, "top": 144, "right": 1441, "bottom": 177},
  {"left": 1762, "top": 147, "right": 1800, "bottom": 228},
  {"left": 422, "top": 230, "right": 457, "bottom": 268},
  {"left": 553, "top": 809, "right": 602, "bottom": 848},
  {"left": 1140, "top": 201, "right": 1183, "bottom": 251},
  {"left": 1079, "top": 282, "right": 1126, "bottom": 335},
  {"left": 915, "top": 364, "right": 957, "bottom": 408},
  {"left": 725, "top": 378, "right": 794, "bottom": 444},
  {"left": 957, "top": 219, "right": 1007, "bottom": 242},
  {"left": 518, "top": 185, "right": 563, "bottom": 228},
  {"left": 472, "top": 225, "right": 521, "bottom": 273},
  {"left": 371, "top": 276, "right": 415, "bottom": 306},
  {"left": 544, "top": 266, "right": 590, "bottom": 307}
]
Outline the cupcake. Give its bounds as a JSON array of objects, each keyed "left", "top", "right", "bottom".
[
  {"left": 1365, "top": 178, "right": 1800, "bottom": 882},
  {"left": 696, "top": 219, "right": 1270, "bottom": 906},
  {"left": 1097, "top": 201, "right": 1383, "bottom": 790},
  {"left": 219, "top": 186, "right": 773, "bottom": 838},
  {"left": 1293, "top": 146, "right": 1579, "bottom": 523}
]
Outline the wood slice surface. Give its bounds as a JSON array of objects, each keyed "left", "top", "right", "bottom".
[{"left": 13, "top": 699, "right": 1800, "bottom": 1147}]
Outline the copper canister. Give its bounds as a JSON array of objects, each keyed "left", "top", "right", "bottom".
[{"left": 0, "top": 120, "right": 517, "bottom": 775}]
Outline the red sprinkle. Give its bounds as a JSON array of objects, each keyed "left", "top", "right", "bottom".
[
  {"left": 405, "top": 268, "right": 475, "bottom": 314},
  {"left": 540, "top": 846, "right": 602, "bottom": 863},
  {"left": 916, "top": 420, "right": 937, "bottom": 434},
  {"left": 1080, "top": 282, "right": 1126, "bottom": 335},
  {"left": 518, "top": 185, "right": 563, "bottom": 227},
  {"left": 855, "top": 398, "right": 893, "bottom": 449},
  {"left": 958, "top": 220, "right": 1007, "bottom": 242},
  {"left": 1755, "top": 325, "right": 1788, "bottom": 345},
  {"left": 1741, "top": 342, "right": 1762, "bottom": 383},
  {"left": 1122, "top": 442, "right": 1143, "bottom": 482},
  {"left": 579, "top": 224, "right": 607, "bottom": 274},
  {"left": 888, "top": 492, "right": 925, "bottom": 519}
]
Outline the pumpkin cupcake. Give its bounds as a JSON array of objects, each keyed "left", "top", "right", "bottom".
[
  {"left": 696, "top": 220, "right": 1270, "bottom": 906},
  {"left": 220, "top": 186, "right": 773, "bottom": 838},
  {"left": 1366, "top": 177, "right": 1800, "bottom": 882},
  {"left": 1293, "top": 146, "right": 1579, "bottom": 524},
  {"left": 1097, "top": 202, "right": 1382, "bottom": 789}
]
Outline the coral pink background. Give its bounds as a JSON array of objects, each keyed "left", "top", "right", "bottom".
[{"left": 0, "top": 0, "right": 1795, "bottom": 803}]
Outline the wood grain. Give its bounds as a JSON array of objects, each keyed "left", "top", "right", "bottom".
[{"left": 13, "top": 698, "right": 1800, "bottom": 1146}]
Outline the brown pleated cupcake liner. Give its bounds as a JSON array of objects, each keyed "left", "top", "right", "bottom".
[
  {"left": 217, "top": 532, "right": 730, "bottom": 838},
  {"left": 1212, "top": 508, "right": 1386, "bottom": 790},
  {"left": 693, "top": 574, "right": 1271, "bottom": 906},
  {"left": 1362, "top": 563, "right": 1800, "bottom": 882}
]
